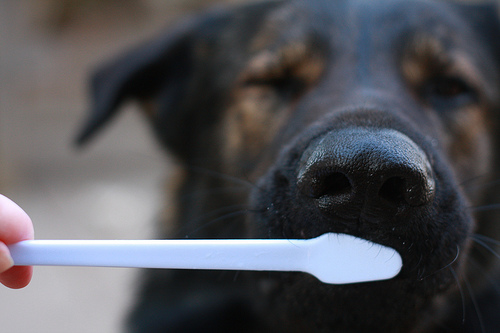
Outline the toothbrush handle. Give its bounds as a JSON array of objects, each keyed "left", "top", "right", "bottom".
[{"left": 8, "top": 239, "right": 308, "bottom": 272}]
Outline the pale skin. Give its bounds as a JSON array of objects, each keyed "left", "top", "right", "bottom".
[{"left": 0, "top": 195, "right": 34, "bottom": 288}]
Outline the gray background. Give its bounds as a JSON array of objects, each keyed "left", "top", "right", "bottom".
[{"left": 0, "top": 1, "right": 242, "bottom": 332}]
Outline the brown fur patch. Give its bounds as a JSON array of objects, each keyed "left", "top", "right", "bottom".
[
  {"left": 446, "top": 105, "right": 492, "bottom": 182},
  {"left": 222, "top": 83, "right": 289, "bottom": 173},
  {"left": 222, "top": 43, "right": 325, "bottom": 172},
  {"left": 402, "top": 34, "right": 492, "bottom": 186},
  {"left": 402, "top": 34, "right": 484, "bottom": 92},
  {"left": 401, "top": 34, "right": 449, "bottom": 87}
]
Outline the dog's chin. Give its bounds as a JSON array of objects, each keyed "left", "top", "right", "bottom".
[
  {"left": 247, "top": 214, "right": 470, "bottom": 332},
  {"left": 252, "top": 271, "right": 422, "bottom": 332},
  {"left": 252, "top": 263, "right": 474, "bottom": 333}
]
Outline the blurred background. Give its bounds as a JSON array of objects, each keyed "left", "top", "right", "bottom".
[
  {"left": 2, "top": 0, "right": 493, "bottom": 332},
  {"left": 0, "top": 0, "right": 243, "bottom": 332}
]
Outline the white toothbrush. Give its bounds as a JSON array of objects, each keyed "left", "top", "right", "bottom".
[{"left": 8, "top": 233, "right": 402, "bottom": 284}]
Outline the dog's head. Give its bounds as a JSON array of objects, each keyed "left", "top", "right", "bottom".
[{"left": 77, "top": 0, "right": 500, "bottom": 331}]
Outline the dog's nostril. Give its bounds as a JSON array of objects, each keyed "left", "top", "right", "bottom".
[
  {"left": 321, "top": 172, "right": 352, "bottom": 198},
  {"left": 306, "top": 172, "right": 352, "bottom": 199},
  {"left": 378, "top": 174, "right": 434, "bottom": 207},
  {"left": 378, "top": 177, "right": 407, "bottom": 206}
]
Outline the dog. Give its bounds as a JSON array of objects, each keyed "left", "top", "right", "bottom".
[{"left": 75, "top": 0, "right": 500, "bottom": 332}]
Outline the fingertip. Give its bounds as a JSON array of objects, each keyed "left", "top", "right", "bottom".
[
  {"left": 0, "top": 266, "right": 33, "bottom": 289},
  {"left": 0, "top": 194, "right": 34, "bottom": 244},
  {"left": 0, "top": 195, "right": 34, "bottom": 288},
  {"left": 0, "top": 241, "right": 32, "bottom": 289}
]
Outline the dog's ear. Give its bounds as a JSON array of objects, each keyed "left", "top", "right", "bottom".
[
  {"left": 74, "top": 7, "right": 236, "bottom": 157},
  {"left": 75, "top": 19, "right": 193, "bottom": 146}
]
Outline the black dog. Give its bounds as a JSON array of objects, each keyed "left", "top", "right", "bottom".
[{"left": 76, "top": 0, "right": 500, "bottom": 332}]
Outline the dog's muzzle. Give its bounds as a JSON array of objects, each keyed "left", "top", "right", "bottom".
[{"left": 297, "top": 128, "right": 435, "bottom": 223}]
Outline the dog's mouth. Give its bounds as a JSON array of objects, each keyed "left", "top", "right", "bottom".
[{"left": 247, "top": 123, "right": 473, "bottom": 330}]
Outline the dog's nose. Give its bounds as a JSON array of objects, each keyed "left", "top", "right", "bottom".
[{"left": 297, "top": 128, "right": 435, "bottom": 221}]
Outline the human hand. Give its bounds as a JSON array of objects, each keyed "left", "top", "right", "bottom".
[{"left": 0, "top": 195, "right": 34, "bottom": 288}]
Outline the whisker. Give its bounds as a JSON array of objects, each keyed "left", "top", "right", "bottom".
[
  {"left": 181, "top": 186, "right": 252, "bottom": 202},
  {"left": 449, "top": 266, "right": 466, "bottom": 325},
  {"left": 184, "top": 209, "right": 250, "bottom": 238},
  {"left": 472, "top": 234, "right": 500, "bottom": 247},
  {"left": 187, "top": 165, "right": 260, "bottom": 190},
  {"left": 468, "top": 203, "right": 500, "bottom": 213},
  {"left": 199, "top": 204, "right": 251, "bottom": 221},
  {"left": 459, "top": 173, "right": 491, "bottom": 188},
  {"left": 172, "top": 204, "right": 249, "bottom": 237},
  {"left": 471, "top": 235, "right": 500, "bottom": 261},
  {"left": 459, "top": 173, "right": 500, "bottom": 192},
  {"left": 463, "top": 274, "right": 486, "bottom": 333},
  {"left": 420, "top": 245, "right": 460, "bottom": 281}
]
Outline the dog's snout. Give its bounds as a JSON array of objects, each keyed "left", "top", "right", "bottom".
[{"left": 297, "top": 128, "right": 435, "bottom": 221}]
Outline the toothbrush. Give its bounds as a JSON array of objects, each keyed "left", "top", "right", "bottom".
[{"left": 8, "top": 233, "right": 402, "bottom": 284}]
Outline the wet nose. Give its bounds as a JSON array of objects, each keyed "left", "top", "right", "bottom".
[{"left": 297, "top": 128, "right": 435, "bottom": 221}]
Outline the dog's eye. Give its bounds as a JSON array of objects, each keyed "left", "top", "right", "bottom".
[
  {"left": 240, "top": 47, "right": 325, "bottom": 101},
  {"left": 244, "top": 73, "right": 307, "bottom": 100},
  {"left": 422, "top": 76, "right": 477, "bottom": 108},
  {"left": 429, "top": 77, "right": 469, "bottom": 97}
]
